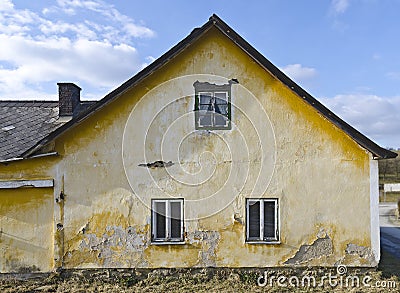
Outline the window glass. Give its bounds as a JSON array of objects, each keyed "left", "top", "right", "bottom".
[
  {"left": 264, "top": 201, "right": 275, "bottom": 238},
  {"left": 214, "top": 112, "right": 228, "bottom": 126},
  {"left": 248, "top": 201, "right": 260, "bottom": 238},
  {"left": 170, "top": 201, "right": 181, "bottom": 239},
  {"left": 155, "top": 201, "right": 166, "bottom": 239},
  {"left": 152, "top": 199, "right": 183, "bottom": 242},
  {"left": 199, "top": 113, "right": 212, "bottom": 126},
  {"left": 200, "top": 93, "right": 212, "bottom": 105},
  {"left": 194, "top": 82, "right": 232, "bottom": 129},
  {"left": 246, "top": 199, "right": 279, "bottom": 242},
  {"left": 215, "top": 92, "right": 227, "bottom": 104}
]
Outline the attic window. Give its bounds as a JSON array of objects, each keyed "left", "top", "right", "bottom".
[
  {"left": 194, "top": 80, "right": 237, "bottom": 130},
  {"left": 246, "top": 198, "right": 279, "bottom": 243},
  {"left": 151, "top": 199, "right": 184, "bottom": 243}
]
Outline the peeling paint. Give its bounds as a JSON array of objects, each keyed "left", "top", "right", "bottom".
[
  {"left": 188, "top": 231, "right": 220, "bottom": 267},
  {"left": 345, "top": 243, "right": 377, "bottom": 266},
  {"left": 138, "top": 160, "right": 174, "bottom": 168},
  {"left": 71, "top": 225, "right": 149, "bottom": 268},
  {"left": 284, "top": 236, "right": 333, "bottom": 265}
]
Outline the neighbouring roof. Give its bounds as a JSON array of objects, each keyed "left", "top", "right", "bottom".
[
  {"left": 0, "top": 14, "right": 397, "bottom": 160},
  {"left": 0, "top": 101, "right": 62, "bottom": 161},
  {"left": 0, "top": 101, "right": 95, "bottom": 161}
]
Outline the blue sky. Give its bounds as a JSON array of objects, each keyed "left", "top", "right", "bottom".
[{"left": 0, "top": 0, "right": 399, "bottom": 148}]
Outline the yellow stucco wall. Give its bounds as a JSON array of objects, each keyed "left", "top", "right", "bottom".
[
  {"left": 0, "top": 187, "right": 54, "bottom": 272},
  {"left": 0, "top": 27, "right": 376, "bottom": 271}
]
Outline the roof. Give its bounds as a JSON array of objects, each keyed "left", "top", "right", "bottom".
[
  {"left": 0, "top": 101, "right": 95, "bottom": 161},
  {"left": 0, "top": 101, "right": 62, "bottom": 161},
  {"left": 1, "top": 14, "right": 397, "bottom": 160}
]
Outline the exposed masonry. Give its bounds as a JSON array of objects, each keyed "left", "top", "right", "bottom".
[
  {"left": 73, "top": 227, "right": 378, "bottom": 268},
  {"left": 284, "top": 236, "right": 333, "bottom": 265},
  {"left": 75, "top": 226, "right": 221, "bottom": 267},
  {"left": 138, "top": 161, "right": 174, "bottom": 168},
  {"left": 78, "top": 225, "right": 149, "bottom": 267},
  {"left": 345, "top": 243, "right": 376, "bottom": 266},
  {"left": 187, "top": 231, "right": 220, "bottom": 267}
]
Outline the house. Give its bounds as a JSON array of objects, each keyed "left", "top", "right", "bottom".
[
  {"left": 383, "top": 183, "right": 400, "bottom": 192},
  {"left": 0, "top": 14, "right": 396, "bottom": 273}
]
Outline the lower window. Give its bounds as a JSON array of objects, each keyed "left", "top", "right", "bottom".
[
  {"left": 151, "top": 199, "right": 184, "bottom": 243},
  {"left": 246, "top": 198, "right": 279, "bottom": 242}
]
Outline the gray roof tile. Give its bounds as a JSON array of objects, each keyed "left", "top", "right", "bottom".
[{"left": 0, "top": 101, "right": 95, "bottom": 160}]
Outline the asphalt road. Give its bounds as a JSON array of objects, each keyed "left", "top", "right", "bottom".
[{"left": 380, "top": 203, "right": 400, "bottom": 259}]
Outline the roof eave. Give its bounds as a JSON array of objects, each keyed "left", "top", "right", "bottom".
[{"left": 0, "top": 152, "right": 58, "bottom": 164}]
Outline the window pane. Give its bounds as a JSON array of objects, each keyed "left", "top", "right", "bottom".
[
  {"left": 194, "top": 83, "right": 232, "bottom": 130},
  {"left": 264, "top": 201, "right": 276, "bottom": 238},
  {"left": 215, "top": 104, "right": 228, "bottom": 115},
  {"left": 170, "top": 201, "right": 181, "bottom": 239},
  {"left": 214, "top": 113, "right": 228, "bottom": 127},
  {"left": 199, "top": 113, "right": 212, "bottom": 126},
  {"left": 200, "top": 93, "right": 212, "bottom": 105},
  {"left": 215, "top": 92, "right": 227, "bottom": 103},
  {"left": 155, "top": 202, "right": 166, "bottom": 239},
  {"left": 248, "top": 201, "right": 260, "bottom": 238}
]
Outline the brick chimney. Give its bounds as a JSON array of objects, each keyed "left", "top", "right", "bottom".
[{"left": 57, "top": 83, "right": 81, "bottom": 117}]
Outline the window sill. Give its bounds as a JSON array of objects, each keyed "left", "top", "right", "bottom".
[
  {"left": 151, "top": 241, "right": 186, "bottom": 245},
  {"left": 195, "top": 126, "right": 232, "bottom": 131},
  {"left": 245, "top": 241, "right": 281, "bottom": 245}
]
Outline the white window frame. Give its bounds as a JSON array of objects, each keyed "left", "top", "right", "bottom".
[
  {"left": 151, "top": 199, "right": 184, "bottom": 244},
  {"left": 246, "top": 198, "right": 279, "bottom": 244},
  {"left": 193, "top": 80, "right": 234, "bottom": 131},
  {"left": 197, "top": 91, "right": 230, "bottom": 129}
]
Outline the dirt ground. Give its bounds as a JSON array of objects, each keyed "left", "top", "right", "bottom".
[{"left": 1, "top": 262, "right": 399, "bottom": 293}]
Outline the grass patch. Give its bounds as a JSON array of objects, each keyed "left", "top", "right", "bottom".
[{"left": 1, "top": 261, "right": 400, "bottom": 292}]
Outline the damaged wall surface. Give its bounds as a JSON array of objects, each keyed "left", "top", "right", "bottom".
[
  {"left": 0, "top": 22, "right": 383, "bottom": 272},
  {"left": 0, "top": 181, "right": 54, "bottom": 272}
]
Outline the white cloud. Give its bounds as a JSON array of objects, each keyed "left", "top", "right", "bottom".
[
  {"left": 39, "top": 20, "right": 98, "bottom": 39},
  {"left": 124, "top": 23, "right": 155, "bottom": 39},
  {"left": 53, "top": 0, "right": 154, "bottom": 38},
  {"left": 386, "top": 72, "right": 400, "bottom": 81},
  {"left": 0, "top": 0, "right": 155, "bottom": 100},
  {"left": 0, "top": 34, "right": 143, "bottom": 94},
  {"left": 0, "top": 0, "right": 13, "bottom": 11},
  {"left": 372, "top": 53, "right": 381, "bottom": 60},
  {"left": 320, "top": 94, "right": 400, "bottom": 148},
  {"left": 281, "top": 64, "right": 317, "bottom": 82},
  {"left": 331, "top": 0, "right": 350, "bottom": 14}
]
